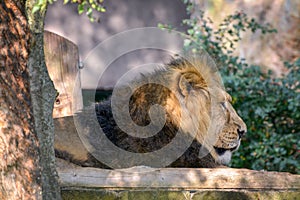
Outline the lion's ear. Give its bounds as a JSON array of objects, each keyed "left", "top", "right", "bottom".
[{"left": 178, "top": 72, "right": 208, "bottom": 97}]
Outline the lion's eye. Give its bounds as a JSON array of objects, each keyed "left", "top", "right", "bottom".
[{"left": 220, "top": 102, "right": 226, "bottom": 110}]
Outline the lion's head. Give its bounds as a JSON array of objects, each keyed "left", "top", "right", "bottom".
[{"left": 160, "top": 55, "right": 247, "bottom": 166}]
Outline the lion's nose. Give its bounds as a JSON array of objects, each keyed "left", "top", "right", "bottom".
[{"left": 237, "top": 129, "right": 246, "bottom": 139}]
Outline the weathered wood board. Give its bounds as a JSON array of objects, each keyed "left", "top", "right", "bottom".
[
  {"left": 44, "top": 31, "right": 83, "bottom": 118},
  {"left": 56, "top": 159, "right": 300, "bottom": 200},
  {"left": 57, "top": 160, "right": 299, "bottom": 190}
]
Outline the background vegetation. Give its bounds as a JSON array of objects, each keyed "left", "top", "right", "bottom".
[{"left": 160, "top": 1, "right": 299, "bottom": 174}]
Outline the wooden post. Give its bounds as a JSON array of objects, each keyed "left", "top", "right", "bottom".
[{"left": 44, "top": 31, "right": 83, "bottom": 118}]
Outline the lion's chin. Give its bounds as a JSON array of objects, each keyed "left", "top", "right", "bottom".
[
  {"left": 215, "top": 150, "right": 232, "bottom": 165},
  {"left": 213, "top": 140, "right": 241, "bottom": 165}
]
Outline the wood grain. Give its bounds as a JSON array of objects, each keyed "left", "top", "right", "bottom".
[
  {"left": 44, "top": 31, "right": 83, "bottom": 118},
  {"left": 57, "top": 159, "right": 300, "bottom": 190}
]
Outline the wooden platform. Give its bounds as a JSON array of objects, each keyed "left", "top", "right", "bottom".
[{"left": 56, "top": 159, "right": 300, "bottom": 200}]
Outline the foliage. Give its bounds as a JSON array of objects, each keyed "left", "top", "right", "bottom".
[
  {"left": 32, "top": 0, "right": 48, "bottom": 13},
  {"left": 160, "top": 2, "right": 299, "bottom": 174},
  {"left": 33, "top": 0, "right": 106, "bottom": 22},
  {"left": 228, "top": 59, "right": 300, "bottom": 174}
]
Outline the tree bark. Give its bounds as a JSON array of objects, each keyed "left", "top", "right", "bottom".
[
  {"left": 26, "top": 0, "right": 62, "bottom": 199},
  {"left": 0, "top": 0, "right": 61, "bottom": 199},
  {"left": 0, "top": 1, "right": 42, "bottom": 199}
]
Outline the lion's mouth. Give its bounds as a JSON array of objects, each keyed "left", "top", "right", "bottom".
[{"left": 214, "top": 146, "right": 238, "bottom": 155}]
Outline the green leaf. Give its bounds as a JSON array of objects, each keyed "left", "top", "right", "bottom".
[
  {"left": 63, "top": 0, "right": 69, "bottom": 4},
  {"left": 32, "top": 5, "right": 41, "bottom": 14},
  {"left": 187, "top": 29, "right": 194, "bottom": 35},
  {"left": 86, "top": 7, "right": 93, "bottom": 16},
  {"left": 100, "top": 7, "right": 106, "bottom": 12},
  {"left": 183, "top": 39, "right": 191, "bottom": 47},
  {"left": 78, "top": 4, "right": 85, "bottom": 15},
  {"left": 157, "top": 23, "right": 164, "bottom": 29},
  {"left": 38, "top": 0, "right": 45, "bottom": 5}
]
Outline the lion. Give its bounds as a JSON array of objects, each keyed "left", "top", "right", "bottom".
[{"left": 55, "top": 54, "right": 247, "bottom": 168}]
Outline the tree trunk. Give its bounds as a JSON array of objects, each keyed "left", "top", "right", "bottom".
[
  {"left": 0, "top": 0, "right": 61, "bottom": 199},
  {"left": 26, "top": 1, "right": 62, "bottom": 199},
  {"left": 0, "top": 1, "right": 42, "bottom": 199}
]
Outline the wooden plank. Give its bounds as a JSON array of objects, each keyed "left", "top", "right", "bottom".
[
  {"left": 44, "top": 31, "right": 83, "bottom": 118},
  {"left": 56, "top": 159, "right": 300, "bottom": 190}
]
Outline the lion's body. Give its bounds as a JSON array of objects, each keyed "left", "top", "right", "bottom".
[{"left": 55, "top": 55, "right": 247, "bottom": 168}]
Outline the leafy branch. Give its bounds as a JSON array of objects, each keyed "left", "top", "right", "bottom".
[{"left": 33, "top": 0, "right": 106, "bottom": 22}]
